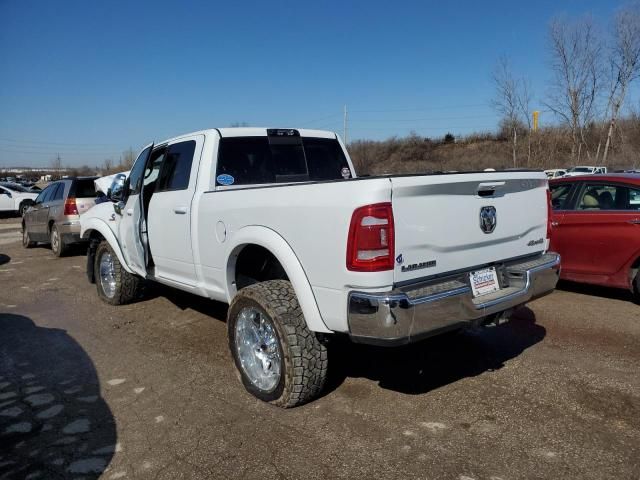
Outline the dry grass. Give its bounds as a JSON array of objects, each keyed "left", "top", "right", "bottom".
[{"left": 347, "top": 118, "right": 640, "bottom": 174}]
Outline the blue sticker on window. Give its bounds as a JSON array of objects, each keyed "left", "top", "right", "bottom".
[{"left": 217, "top": 174, "right": 235, "bottom": 186}]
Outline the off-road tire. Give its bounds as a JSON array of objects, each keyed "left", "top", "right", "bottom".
[
  {"left": 50, "top": 224, "right": 68, "bottom": 257},
  {"left": 94, "top": 240, "right": 143, "bottom": 305},
  {"left": 633, "top": 271, "right": 640, "bottom": 304},
  {"left": 21, "top": 225, "right": 35, "bottom": 248},
  {"left": 227, "top": 280, "right": 328, "bottom": 408}
]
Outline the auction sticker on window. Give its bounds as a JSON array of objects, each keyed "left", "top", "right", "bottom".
[{"left": 469, "top": 267, "right": 500, "bottom": 297}]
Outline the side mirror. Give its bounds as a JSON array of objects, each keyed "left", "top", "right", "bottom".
[
  {"left": 1, "top": 191, "right": 11, "bottom": 198},
  {"left": 109, "top": 174, "right": 127, "bottom": 203}
]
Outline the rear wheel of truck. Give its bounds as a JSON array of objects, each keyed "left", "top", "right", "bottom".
[
  {"left": 95, "top": 240, "right": 142, "bottom": 305},
  {"left": 633, "top": 271, "right": 640, "bottom": 304},
  {"left": 227, "top": 280, "right": 328, "bottom": 408}
]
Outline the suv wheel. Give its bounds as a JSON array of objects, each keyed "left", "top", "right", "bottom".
[
  {"left": 22, "top": 225, "right": 35, "bottom": 248},
  {"left": 19, "top": 202, "right": 31, "bottom": 217},
  {"left": 227, "top": 280, "right": 328, "bottom": 408},
  {"left": 50, "top": 224, "right": 67, "bottom": 257},
  {"left": 94, "top": 240, "right": 143, "bottom": 305},
  {"left": 633, "top": 270, "right": 640, "bottom": 304}
]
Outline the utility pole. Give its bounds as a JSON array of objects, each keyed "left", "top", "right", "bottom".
[{"left": 343, "top": 104, "right": 348, "bottom": 145}]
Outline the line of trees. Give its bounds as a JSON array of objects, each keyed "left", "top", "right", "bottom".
[{"left": 492, "top": 4, "right": 640, "bottom": 167}]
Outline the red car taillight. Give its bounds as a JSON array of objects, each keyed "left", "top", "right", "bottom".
[
  {"left": 546, "top": 188, "right": 552, "bottom": 239},
  {"left": 64, "top": 197, "right": 78, "bottom": 215},
  {"left": 347, "top": 202, "right": 395, "bottom": 272}
]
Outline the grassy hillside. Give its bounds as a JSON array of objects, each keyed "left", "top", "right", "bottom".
[{"left": 347, "top": 118, "right": 640, "bottom": 175}]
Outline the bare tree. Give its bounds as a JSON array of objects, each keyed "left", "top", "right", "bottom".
[
  {"left": 600, "top": 5, "right": 640, "bottom": 164},
  {"left": 518, "top": 78, "right": 534, "bottom": 166},
  {"left": 103, "top": 158, "right": 113, "bottom": 173},
  {"left": 545, "top": 16, "right": 602, "bottom": 162},
  {"left": 491, "top": 56, "right": 523, "bottom": 167}
]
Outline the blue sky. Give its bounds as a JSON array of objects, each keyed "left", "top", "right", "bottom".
[{"left": 0, "top": 0, "right": 623, "bottom": 167}]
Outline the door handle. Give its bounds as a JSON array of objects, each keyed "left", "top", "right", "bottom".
[
  {"left": 126, "top": 209, "right": 133, "bottom": 216},
  {"left": 174, "top": 206, "right": 188, "bottom": 215},
  {"left": 551, "top": 221, "right": 559, "bottom": 227}
]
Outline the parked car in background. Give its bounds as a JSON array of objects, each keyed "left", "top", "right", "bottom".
[
  {"left": 544, "top": 168, "right": 567, "bottom": 179},
  {"left": 22, "top": 177, "right": 98, "bottom": 256},
  {"left": 549, "top": 174, "right": 640, "bottom": 301},
  {"left": 564, "top": 166, "right": 607, "bottom": 177},
  {"left": 0, "top": 182, "right": 39, "bottom": 216}
]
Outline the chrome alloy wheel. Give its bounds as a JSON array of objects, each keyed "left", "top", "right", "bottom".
[
  {"left": 51, "top": 227, "right": 59, "bottom": 253},
  {"left": 99, "top": 252, "right": 117, "bottom": 299},
  {"left": 235, "top": 307, "right": 282, "bottom": 392}
]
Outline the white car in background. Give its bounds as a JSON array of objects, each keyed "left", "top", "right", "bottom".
[
  {"left": 0, "top": 182, "right": 39, "bottom": 216},
  {"left": 564, "top": 166, "right": 607, "bottom": 176},
  {"left": 544, "top": 169, "right": 567, "bottom": 179}
]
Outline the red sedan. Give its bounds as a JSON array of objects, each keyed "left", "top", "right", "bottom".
[{"left": 549, "top": 173, "right": 640, "bottom": 301}]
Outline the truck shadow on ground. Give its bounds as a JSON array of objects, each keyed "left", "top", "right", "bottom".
[
  {"left": 325, "top": 306, "right": 545, "bottom": 396},
  {"left": 135, "top": 285, "right": 545, "bottom": 399},
  {"left": 0, "top": 314, "right": 117, "bottom": 479},
  {"left": 557, "top": 280, "right": 635, "bottom": 303}
]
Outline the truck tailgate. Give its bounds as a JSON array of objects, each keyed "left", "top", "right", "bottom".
[{"left": 390, "top": 172, "right": 549, "bottom": 284}]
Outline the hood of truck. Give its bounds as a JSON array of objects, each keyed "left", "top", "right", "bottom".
[{"left": 390, "top": 172, "right": 549, "bottom": 284}]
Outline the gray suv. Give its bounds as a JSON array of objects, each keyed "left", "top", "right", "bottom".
[{"left": 22, "top": 177, "right": 98, "bottom": 256}]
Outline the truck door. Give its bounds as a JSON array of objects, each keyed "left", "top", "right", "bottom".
[
  {"left": 146, "top": 136, "right": 203, "bottom": 285},
  {"left": 119, "top": 144, "right": 154, "bottom": 276}
]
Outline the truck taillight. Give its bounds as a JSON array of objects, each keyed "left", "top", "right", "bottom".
[
  {"left": 64, "top": 197, "right": 78, "bottom": 215},
  {"left": 546, "top": 188, "right": 552, "bottom": 239},
  {"left": 347, "top": 202, "right": 394, "bottom": 272}
]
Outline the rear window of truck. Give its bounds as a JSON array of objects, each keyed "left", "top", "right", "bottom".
[{"left": 216, "top": 136, "right": 350, "bottom": 186}]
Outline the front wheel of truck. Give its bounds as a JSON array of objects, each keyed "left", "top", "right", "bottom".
[
  {"left": 227, "top": 280, "right": 328, "bottom": 408},
  {"left": 94, "top": 240, "right": 142, "bottom": 305}
]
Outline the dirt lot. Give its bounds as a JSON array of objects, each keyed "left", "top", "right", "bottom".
[{"left": 0, "top": 215, "right": 639, "bottom": 480}]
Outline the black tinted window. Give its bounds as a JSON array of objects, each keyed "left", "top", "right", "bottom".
[
  {"left": 72, "top": 179, "right": 96, "bottom": 198},
  {"left": 128, "top": 146, "right": 152, "bottom": 196},
  {"left": 156, "top": 141, "right": 195, "bottom": 191},
  {"left": 216, "top": 136, "right": 350, "bottom": 186}
]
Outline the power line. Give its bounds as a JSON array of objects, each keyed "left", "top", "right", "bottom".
[
  {"left": 349, "top": 103, "right": 489, "bottom": 113},
  {"left": 0, "top": 137, "right": 122, "bottom": 147},
  {"left": 349, "top": 114, "right": 496, "bottom": 123}
]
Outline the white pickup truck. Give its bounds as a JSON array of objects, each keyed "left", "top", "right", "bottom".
[{"left": 81, "top": 128, "right": 560, "bottom": 407}]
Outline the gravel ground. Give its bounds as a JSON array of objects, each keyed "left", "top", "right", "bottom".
[{"left": 0, "top": 215, "right": 639, "bottom": 480}]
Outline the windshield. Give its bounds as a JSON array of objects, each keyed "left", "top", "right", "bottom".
[
  {"left": 568, "top": 167, "right": 591, "bottom": 173},
  {"left": 0, "top": 182, "right": 30, "bottom": 192}
]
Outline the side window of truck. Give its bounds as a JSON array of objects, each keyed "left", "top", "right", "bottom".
[
  {"left": 156, "top": 141, "right": 196, "bottom": 192},
  {"left": 128, "top": 146, "right": 153, "bottom": 196}
]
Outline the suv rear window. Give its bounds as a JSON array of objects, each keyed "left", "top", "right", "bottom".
[
  {"left": 72, "top": 179, "right": 97, "bottom": 198},
  {"left": 216, "top": 136, "right": 350, "bottom": 186}
]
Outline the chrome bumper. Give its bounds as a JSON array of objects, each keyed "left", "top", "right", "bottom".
[{"left": 347, "top": 252, "right": 561, "bottom": 346}]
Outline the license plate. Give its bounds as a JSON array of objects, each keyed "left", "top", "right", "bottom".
[{"left": 469, "top": 267, "right": 500, "bottom": 297}]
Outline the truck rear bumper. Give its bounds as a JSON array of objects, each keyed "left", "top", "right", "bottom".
[{"left": 347, "top": 252, "right": 560, "bottom": 346}]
